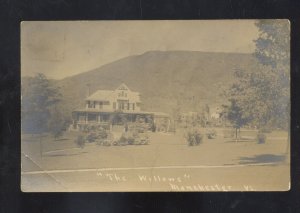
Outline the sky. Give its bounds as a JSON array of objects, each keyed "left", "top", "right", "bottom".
[{"left": 21, "top": 20, "right": 260, "bottom": 79}]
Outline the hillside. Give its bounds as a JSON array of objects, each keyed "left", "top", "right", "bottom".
[{"left": 55, "top": 51, "right": 259, "bottom": 115}]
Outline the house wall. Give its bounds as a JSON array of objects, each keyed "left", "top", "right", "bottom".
[
  {"left": 85, "top": 95, "right": 141, "bottom": 112},
  {"left": 86, "top": 101, "right": 112, "bottom": 111}
]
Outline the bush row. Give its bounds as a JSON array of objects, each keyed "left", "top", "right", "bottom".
[{"left": 74, "top": 129, "right": 150, "bottom": 148}]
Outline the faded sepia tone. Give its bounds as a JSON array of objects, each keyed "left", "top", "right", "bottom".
[{"left": 21, "top": 20, "right": 290, "bottom": 192}]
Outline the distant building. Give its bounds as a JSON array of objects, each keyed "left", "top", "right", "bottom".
[{"left": 71, "top": 83, "right": 170, "bottom": 131}]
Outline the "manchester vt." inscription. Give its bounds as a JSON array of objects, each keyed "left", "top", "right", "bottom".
[{"left": 96, "top": 171, "right": 255, "bottom": 191}]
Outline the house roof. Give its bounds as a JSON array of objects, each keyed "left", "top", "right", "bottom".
[
  {"left": 86, "top": 90, "right": 114, "bottom": 101},
  {"left": 145, "top": 111, "right": 170, "bottom": 117},
  {"left": 85, "top": 84, "right": 141, "bottom": 102}
]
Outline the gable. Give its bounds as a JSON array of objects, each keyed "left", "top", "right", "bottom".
[{"left": 116, "top": 83, "right": 130, "bottom": 91}]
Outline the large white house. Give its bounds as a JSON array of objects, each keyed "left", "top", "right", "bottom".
[
  {"left": 85, "top": 83, "right": 142, "bottom": 112},
  {"left": 71, "top": 83, "right": 170, "bottom": 131}
]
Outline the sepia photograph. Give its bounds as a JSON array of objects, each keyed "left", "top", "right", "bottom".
[{"left": 21, "top": 20, "right": 290, "bottom": 192}]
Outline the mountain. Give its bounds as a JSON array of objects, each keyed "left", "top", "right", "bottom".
[{"left": 55, "top": 50, "right": 259, "bottom": 115}]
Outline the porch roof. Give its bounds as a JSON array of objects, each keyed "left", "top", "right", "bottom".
[
  {"left": 73, "top": 108, "right": 114, "bottom": 113},
  {"left": 72, "top": 109, "right": 170, "bottom": 117},
  {"left": 73, "top": 109, "right": 152, "bottom": 115}
]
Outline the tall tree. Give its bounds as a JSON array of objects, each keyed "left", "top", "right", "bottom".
[
  {"left": 254, "top": 20, "right": 290, "bottom": 129},
  {"left": 21, "top": 73, "right": 62, "bottom": 134},
  {"left": 227, "top": 99, "right": 252, "bottom": 139},
  {"left": 48, "top": 106, "right": 71, "bottom": 140},
  {"left": 225, "top": 20, "right": 290, "bottom": 131},
  {"left": 254, "top": 20, "right": 290, "bottom": 69}
]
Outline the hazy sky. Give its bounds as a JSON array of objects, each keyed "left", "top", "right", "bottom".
[{"left": 21, "top": 20, "right": 260, "bottom": 79}]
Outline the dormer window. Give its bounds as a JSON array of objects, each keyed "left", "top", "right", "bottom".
[
  {"left": 87, "top": 101, "right": 95, "bottom": 108},
  {"left": 118, "top": 91, "right": 127, "bottom": 97}
]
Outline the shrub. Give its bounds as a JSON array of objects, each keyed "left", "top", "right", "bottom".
[
  {"left": 86, "top": 132, "right": 98, "bottom": 143},
  {"left": 126, "top": 135, "right": 135, "bottom": 145},
  {"left": 115, "top": 132, "right": 136, "bottom": 146},
  {"left": 96, "top": 130, "right": 112, "bottom": 146},
  {"left": 113, "top": 135, "right": 128, "bottom": 146},
  {"left": 257, "top": 133, "right": 266, "bottom": 144},
  {"left": 136, "top": 133, "right": 150, "bottom": 145},
  {"left": 75, "top": 135, "right": 85, "bottom": 149},
  {"left": 206, "top": 129, "right": 217, "bottom": 139},
  {"left": 97, "top": 128, "right": 108, "bottom": 139},
  {"left": 114, "top": 131, "right": 150, "bottom": 146},
  {"left": 185, "top": 129, "right": 203, "bottom": 146}
]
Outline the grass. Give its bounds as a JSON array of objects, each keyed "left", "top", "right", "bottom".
[
  {"left": 21, "top": 128, "right": 289, "bottom": 192},
  {"left": 21, "top": 128, "right": 289, "bottom": 171}
]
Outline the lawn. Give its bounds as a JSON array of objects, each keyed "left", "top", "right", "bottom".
[{"left": 21, "top": 128, "right": 290, "bottom": 191}]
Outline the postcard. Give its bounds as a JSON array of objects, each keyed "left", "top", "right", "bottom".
[{"left": 21, "top": 20, "right": 290, "bottom": 192}]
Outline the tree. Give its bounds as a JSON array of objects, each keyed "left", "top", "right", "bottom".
[
  {"left": 226, "top": 99, "right": 252, "bottom": 140},
  {"left": 219, "top": 104, "right": 229, "bottom": 127},
  {"left": 21, "top": 73, "right": 73, "bottom": 156},
  {"left": 254, "top": 20, "right": 290, "bottom": 130},
  {"left": 21, "top": 73, "right": 64, "bottom": 135},
  {"left": 22, "top": 73, "right": 65, "bottom": 157},
  {"left": 225, "top": 20, "right": 290, "bottom": 131},
  {"left": 48, "top": 106, "right": 70, "bottom": 140},
  {"left": 254, "top": 20, "right": 290, "bottom": 69}
]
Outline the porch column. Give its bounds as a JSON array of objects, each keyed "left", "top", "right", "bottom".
[
  {"left": 98, "top": 114, "right": 101, "bottom": 123},
  {"left": 72, "top": 113, "right": 75, "bottom": 125}
]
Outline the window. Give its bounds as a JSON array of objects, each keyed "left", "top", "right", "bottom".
[
  {"left": 88, "top": 114, "right": 97, "bottom": 121},
  {"left": 88, "top": 101, "right": 95, "bottom": 108},
  {"left": 102, "top": 114, "right": 109, "bottom": 122},
  {"left": 79, "top": 115, "right": 85, "bottom": 121},
  {"left": 113, "top": 102, "right": 116, "bottom": 109},
  {"left": 132, "top": 103, "right": 135, "bottom": 110},
  {"left": 118, "top": 91, "right": 127, "bottom": 97}
]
